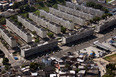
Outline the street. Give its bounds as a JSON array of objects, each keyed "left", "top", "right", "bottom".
[{"left": 0, "top": 42, "right": 15, "bottom": 63}]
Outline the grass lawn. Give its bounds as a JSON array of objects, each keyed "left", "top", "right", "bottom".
[{"left": 104, "top": 54, "right": 116, "bottom": 63}]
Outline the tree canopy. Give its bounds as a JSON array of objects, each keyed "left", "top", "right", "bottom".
[
  {"left": 47, "top": 32, "right": 54, "bottom": 38},
  {"left": 61, "top": 26, "right": 66, "bottom": 33},
  {"left": 2, "top": 57, "right": 9, "bottom": 65},
  {"left": 86, "top": 1, "right": 109, "bottom": 13},
  {"left": 30, "top": 62, "right": 39, "bottom": 70}
]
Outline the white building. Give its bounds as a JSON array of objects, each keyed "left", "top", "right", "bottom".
[
  {"left": 66, "top": 1, "right": 104, "bottom": 17},
  {"left": 6, "top": 19, "right": 32, "bottom": 43},
  {"left": 21, "top": 40, "right": 58, "bottom": 57},
  {"left": 0, "top": 26, "right": 17, "bottom": 47},
  {"left": 95, "top": 15, "right": 116, "bottom": 32},
  {"left": 29, "top": 13, "right": 61, "bottom": 34},
  {"left": 17, "top": 16, "right": 47, "bottom": 38},
  {"left": 49, "top": 7, "right": 85, "bottom": 25},
  {"left": 62, "top": 28, "right": 94, "bottom": 44},
  {"left": 39, "top": 10, "right": 74, "bottom": 30},
  {"left": 57, "top": 4, "right": 94, "bottom": 20}
]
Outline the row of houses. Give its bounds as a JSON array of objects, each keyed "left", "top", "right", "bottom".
[
  {"left": 6, "top": 19, "right": 32, "bottom": 43},
  {"left": 57, "top": 4, "right": 94, "bottom": 20},
  {"left": 39, "top": 10, "right": 74, "bottom": 30},
  {"left": 49, "top": 7, "right": 85, "bottom": 25},
  {"left": 17, "top": 15, "right": 47, "bottom": 38},
  {"left": 29, "top": 13, "right": 61, "bottom": 34},
  {"left": 66, "top": 1, "right": 104, "bottom": 16}
]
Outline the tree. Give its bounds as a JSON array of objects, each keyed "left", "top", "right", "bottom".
[
  {"left": 32, "top": 31, "right": 36, "bottom": 35},
  {"left": 47, "top": 32, "right": 54, "bottom": 38},
  {"left": 35, "top": 38, "right": 39, "bottom": 43},
  {"left": 102, "top": 7, "right": 109, "bottom": 13},
  {"left": 106, "top": 64, "right": 116, "bottom": 70},
  {"left": 86, "top": 1, "right": 108, "bottom": 13},
  {"left": 92, "top": 16, "right": 101, "bottom": 22},
  {"left": 102, "top": 13, "right": 112, "bottom": 19},
  {"left": 0, "top": 16, "right": 6, "bottom": 25},
  {"left": 102, "top": 64, "right": 116, "bottom": 77},
  {"left": 61, "top": 26, "right": 66, "bottom": 33},
  {"left": 12, "top": 2, "right": 20, "bottom": 9},
  {"left": 2, "top": 57, "right": 9, "bottom": 65},
  {"left": 76, "top": 68, "right": 80, "bottom": 73},
  {"left": 17, "top": 22, "right": 22, "bottom": 27},
  {"left": 5, "top": 65, "right": 10, "bottom": 70},
  {"left": 30, "top": 62, "right": 39, "bottom": 70},
  {"left": 94, "top": 4, "right": 103, "bottom": 9},
  {"left": 65, "top": 64, "right": 70, "bottom": 68},
  {"left": 86, "top": 2, "right": 95, "bottom": 7}
]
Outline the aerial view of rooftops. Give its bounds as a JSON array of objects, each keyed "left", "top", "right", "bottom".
[{"left": 0, "top": 0, "right": 116, "bottom": 77}]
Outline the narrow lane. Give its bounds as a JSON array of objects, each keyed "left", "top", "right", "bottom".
[{"left": 0, "top": 42, "right": 15, "bottom": 63}]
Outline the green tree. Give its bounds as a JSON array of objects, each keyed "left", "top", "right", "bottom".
[
  {"left": 93, "top": 16, "right": 101, "bottom": 22},
  {"left": 102, "top": 7, "right": 109, "bottom": 13},
  {"left": 76, "top": 68, "right": 80, "bottom": 73},
  {"left": 94, "top": 4, "right": 103, "bottom": 9},
  {"left": 61, "top": 26, "right": 66, "bottom": 33},
  {"left": 32, "top": 31, "right": 36, "bottom": 35},
  {"left": 17, "top": 22, "right": 22, "bottom": 26},
  {"left": 102, "top": 64, "right": 116, "bottom": 77},
  {"left": 0, "top": 17, "right": 6, "bottom": 25},
  {"left": 102, "top": 13, "right": 112, "bottom": 19},
  {"left": 47, "top": 32, "right": 54, "bottom": 38},
  {"left": 86, "top": 2, "right": 95, "bottom": 7},
  {"left": 35, "top": 38, "right": 39, "bottom": 43},
  {"left": 12, "top": 2, "right": 20, "bottom": 9},
  {"left": 5, "top": 65, "right": 10, "bottom": 70},
  {"left": 106, "top": 64, "right": 116, "bottom": 70},
  {"left": 2, "top": 57, "right": 9, "bottom": 65},
  {"left": 30, "top": 62, "right": 39, "bottom": 70}
]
